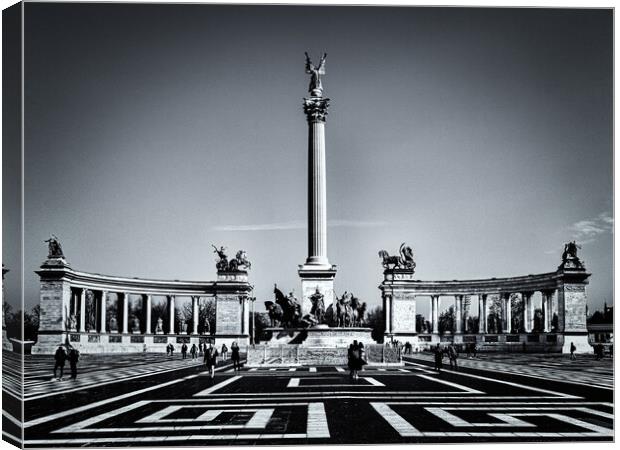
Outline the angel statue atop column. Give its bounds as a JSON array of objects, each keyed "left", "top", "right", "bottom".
[{"left": 305, "top": 52, "right": 327, "bottom": 97}]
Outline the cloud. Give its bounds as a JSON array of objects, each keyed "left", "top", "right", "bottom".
[
  {"left": 568, "top": 212, "right": 614, "bottom": 242},
  {"left": 212, "top": 219, "right": 389, "bottom": 232}
]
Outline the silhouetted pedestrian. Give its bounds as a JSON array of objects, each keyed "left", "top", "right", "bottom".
[
  {"left": 181, "top": 343, "right": 188, "bottom": 359},
  {"left": 190, "top": 344, "right": 198, "bottom": 360},
  {"left": 204, "top": 344, "right": 219, "bottom": 379},
  {"left": 221, "top": 343, "right": 228, "bottom": 360},
  {"left": 67, "top": 347, "right": 80, "bottom": 380},
  {"left": 448, "top": 344, "right": 458, "bottom": 370},
  {"left": 433, "top": 344, "right": 443, "bottom": 372},
  {"left": 231, "top": 341, "right": 241, "bottom": 371},
  {"left": 53, "top": 345, "right": 66, "bottom": 380},
  {"left": 570, "top": 342, "right": 576, "bottom": 360}
]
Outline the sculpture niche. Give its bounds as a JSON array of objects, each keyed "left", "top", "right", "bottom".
[
  {"left": 264, "top": 284, "right": 302, "bottom": 328},
  {"left": 212, "top": 245, "right": 251, "bottom": 272},
  {"left": 379, "top": 242, "right": 416, "bottom": 271}
]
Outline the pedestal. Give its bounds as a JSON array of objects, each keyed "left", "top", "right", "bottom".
[{"left": 298, "top": 265, "right": 337, "bottom": 317}]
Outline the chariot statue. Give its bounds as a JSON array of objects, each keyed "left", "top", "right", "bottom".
[
  {"left": 45, "top": 234, "right": 64, "bottom": 259},
  {"left": 379, "top": 242, "right": 416, "bottom": 271},
  {"left": 212, "top": 245, "right": 251, "bottom": 271},
  {"left": 561, "top": 241, "right": 584, "bottom": 269},
  {"left": 305, "top": 52, "right": 327, "bottom": 97}
]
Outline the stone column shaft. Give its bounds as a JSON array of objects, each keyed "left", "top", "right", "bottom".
[
  {"left": 523, "top": 293, "right": 533, "bottom": 333},
  {"left": 168, "top": 295, "right": 175, "bottom": 334},
  {"left": 431, "top": 295, "right": 439, "bottom": 333},
  {"left": 542, "top": 292, "right": 549, "bottom": 332},
  {"left": 79, "top": 289, "right": 87, "bottom": 332},
  {"left": 122, "top": 293, "right": 129, "bottom": 333},
  {"left": 192, "top": 296, "right": 199, "bottom": 335},
  {"left": 100, "top": 291, "right": 107, "bottom": 333},
  {"left": 306, "top": 121, "right": 328, "bottom": 265},
  {"left": 454, "top": 295, "right": 462, "bottom": 334},
  {"left": 479, "top": 294, "right": 487, "bottom": 334},
  {"left": 145, "top": 295, "right": 152, "bottom": 334},
  {"left": 504, "top": 294, "right": 512, "bottom": 333}
]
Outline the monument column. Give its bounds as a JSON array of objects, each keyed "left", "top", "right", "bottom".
[
  {"left": 192, "top": 296, "right": 199, "bottom": 335},
  {"left": 122, "top": 293, "right": 130, "bottom": 334},
  {"left": 298, "top": 52, "right": 337, "bottom": 316},
  {"left": 79, "top": 289, "right": 87, "bottom": 332},
  {"left": 144, "top": 294, "right": 152, "bottom": 334},
  {"left": 99, "top": 290, "right": 107, "bottom": 333},
  {"left": 168, "top": 295, "right": 175, "bottom": 334},
  {"left": 542, "top": 291, "right": 550, "bottom": 332}
]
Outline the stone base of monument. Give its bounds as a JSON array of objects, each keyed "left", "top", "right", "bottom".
[
  {"left": 411, "top": 332, "right": 583, "bottom": 353},
  {"left": 32, "top": 332, "right": 226, "bottom": 354},
  {"left": 264, "top": 325, "right": 375, "bottom": 347},
  {"left": 247, "top": 343, "right": 402, "bottom": 367}
]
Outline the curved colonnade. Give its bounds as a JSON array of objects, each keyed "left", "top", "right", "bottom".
[{"left": 33, "top": 257, "right": 252, "bottom": 354}]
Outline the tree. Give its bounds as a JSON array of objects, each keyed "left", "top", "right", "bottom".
[
  {"left": 533, "top": 308, "right": 543, "bottom": 332},
  {"left": 249, "top": 311, "right": 271, "bottom": 343},
  {"left": 365, "top": 306, "right": 384, "bottom": 343},
  {"left": 438, "top": 306, "right": 454, "bottom": 335},
  {"left": 487, "top": 296, "right": 503, "bottom": 333},
  {"left": 24, "top": 305, "right": 40, "bottom": 341},
  {"left": 511, "top": 294, "right": 524, "bottom": 332}
]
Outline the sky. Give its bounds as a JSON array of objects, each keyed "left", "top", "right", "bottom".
[{"left": 2, "top": 3, "right": 613, "bottom": 319}]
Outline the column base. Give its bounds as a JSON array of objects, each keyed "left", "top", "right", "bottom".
[{"left": 561, "top": 333, "right": 590, "bottom": 353}]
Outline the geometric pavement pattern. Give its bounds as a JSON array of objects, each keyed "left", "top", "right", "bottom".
[{"left": 8, "top": 355, "right": 613, "bottom": 447}]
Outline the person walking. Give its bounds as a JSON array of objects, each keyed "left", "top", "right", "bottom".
[
  {"left": 221, "top": 343, "right": 228, "bottom": 360},
  {"left": 570, "top": 342, "right": 577, "bottom": 360},
  {"left": 53, "top": 345, "right": 67, "bottom": 380},
  {"left": 448, "top": 343, "right": 458, "bottom": 370},
  {"left": 67, "top": 347, "right": 80, "bottom": 380},
  {"left": 433, "top": 344, "right": 443, "bottom": 372},
  {"left": 348, "top": 342, "right": 361, "bottom": 380},
  {"left": 358, "top": 342, "right": 367, "bottom": 372},
  {"left": 190, "top": 343, "right": 198, "bottom": 360},
  {"left": 181, "top": 343, "right": 188, "bottom": 359},
  {"left": 204, "top": 344, "right": 219, "bottom": 380},
  {"left": 231, "top": 341, "right": 241, "bottom": 371}
]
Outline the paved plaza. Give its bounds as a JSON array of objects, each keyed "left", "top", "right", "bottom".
[{"left": 2, "top": 352, "right": 613, "bottom": 446}]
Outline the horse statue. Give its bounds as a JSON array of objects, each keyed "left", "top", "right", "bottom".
[
  {"left": 350, "top": 296, "right": 367, "bottom": 327},
  {"left": 228, "top": 250, "right": 251, "bottom": 271},
  {"left": 273, "top": 284, "right": 301, "bottom": 328},
  {"left": 45, "top": 234, "right": 64, "bottom": 259},
  {"left": 264, "top": 301, "right": 283, "bottom": 327},
  {"left": 561, "top": 241, "right": 584, "bottom": 269},
  {"left": 335, "top": 292, "right": 354, "bottom": 327},
  {"left": 379, "top": 242, "right": 416, "bottom": 271}
]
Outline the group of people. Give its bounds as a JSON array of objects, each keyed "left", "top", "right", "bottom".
[
  {"left": 202, "top": 342, "right": 241, "bottom": 379},
  {"left": 347, "top": 340, "right": 367, "bottom": 379},
  {"left": 432, "top": 343, "right": 459, "bottom": 371},
  {"left": 53, "top": 345, "right": 80, "bottom": 381},
  {"left": 593, "top": 342, "right": 612, "bottom": 360}
]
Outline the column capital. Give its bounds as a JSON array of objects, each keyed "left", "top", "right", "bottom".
[{"left": 303, "top": 96, "right": 330, "bottom": 123}]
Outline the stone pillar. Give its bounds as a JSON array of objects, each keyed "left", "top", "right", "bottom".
[
  {"left": 168, "top": 295, "right": 175, "bottom": 334},
  {"left": 522, "top": 292, "right": 533, "bottom": 333},
  {"left": 79, "top": 289, "right": 87, "bottom": 332},
  {"left": 454, "top": 295, "right": 462, "bottom": 334},
  {"left": 192, "top": 296, "right": 199, "bottom": 335},
  {"left": 542, "top": 291, "right": 550, "bottom": 333},
  {"left": 503, "top": 293, "right": 512, "bottom": 333},
  {"left": 389, "top": 294, "right": 395, "bottom": 335},
  {"left": 303, "top": 97, "right": 330, "bottom": 267},
  {"left": 144, "top": 294, "right": 152, "bottom": 334},
  {"left": 479, "top": 294, "right": 487, "bottom": 334},
  {"left": 431, "top": 295, "right": 439, "bottom": 333},
  {"left": 547, "top": 290, "right": 555, "bottom": 332},
  {"left": 122, "top": 293, "right": 129, "bottom": 334},
  {"left": 384, "top": 294, "right": 392, "bottom": 335},
  {"left": 242, "top": 296, "right": 250, "bottom": 335},
  {"left": 99, "top": 290, "right": 107, "bottom": 333}
]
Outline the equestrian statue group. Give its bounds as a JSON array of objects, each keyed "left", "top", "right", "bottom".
[
  {"left": 264, "top": 285, "right": 368, "bottom": 329},
  {"left": 212, "top": 245, "right": 251, "bottom": 272}
]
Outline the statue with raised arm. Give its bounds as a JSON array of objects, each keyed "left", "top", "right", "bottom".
[
  {"left": 45, "top": 234, "right": 64, "bottom": 259},
  {"left": 561, "top": 240, "right": 584, "bottom": 269},
  {"left": 212, "top": 244, "right": 229, "bottom": 271},
  {"left": 305, "top": 52, "right": 327, "bottom": 97}
]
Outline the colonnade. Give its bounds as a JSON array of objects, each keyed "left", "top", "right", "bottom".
[
  {"left": 68, "top": 289, "right": 211, "bottom": 335},
  {"left": 424, "top": 290, "right": 555, "bottom": 335}
]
